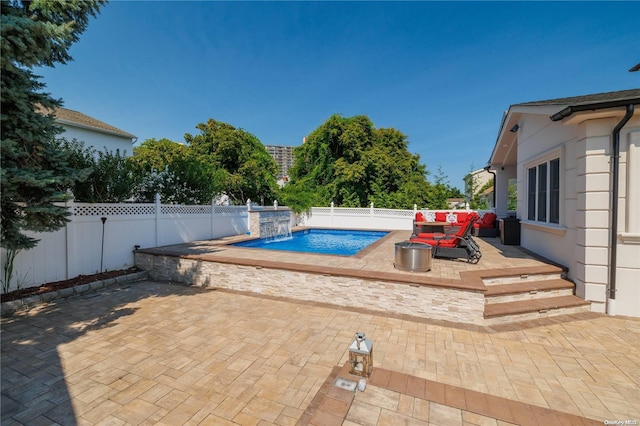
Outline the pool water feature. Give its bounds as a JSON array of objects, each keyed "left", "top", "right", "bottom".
[{"left": 231, "top": 229, "right": 389, "bottom": 256}]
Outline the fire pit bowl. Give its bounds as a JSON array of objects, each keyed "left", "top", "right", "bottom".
[{"left": 394, "top": 241, "right": 433, "bottom": 272}]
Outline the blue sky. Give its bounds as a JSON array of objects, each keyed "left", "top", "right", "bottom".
[{"left": 37, "top": 1, "right": 639, "bottom": 191}]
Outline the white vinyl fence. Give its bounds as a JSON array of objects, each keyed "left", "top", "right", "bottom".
[
  {"left": 299, "top": 204, "right": 494, "bottom": 231},
  {"left": 1, "top": 197, "right": 248, "bottom": 292}
]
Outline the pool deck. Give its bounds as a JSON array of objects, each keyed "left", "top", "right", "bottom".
[{"left": 137, "top": 228, "right": 558, "bottom": 291}]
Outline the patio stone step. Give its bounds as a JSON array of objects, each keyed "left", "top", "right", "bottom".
[
  {"left": 482, "top": 271, "right": 563, "bottom": 286},
  {"left": 484, "top": 279, "right": 575, "bottom": 304},
  {"left": 483, "top": 295, "right": 591, "bottom": 323}
]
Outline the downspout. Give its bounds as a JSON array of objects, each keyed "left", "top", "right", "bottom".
[
  {"left": 608, "top": 104, "right": 634, "bottom": 313},
  {"left": 484, "top": 165, "right": 496, "bottom": 209}
]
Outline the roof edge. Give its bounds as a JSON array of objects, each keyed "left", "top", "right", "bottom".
[{"left": 550, "top": 98, "right": 640, "bottom": 121}]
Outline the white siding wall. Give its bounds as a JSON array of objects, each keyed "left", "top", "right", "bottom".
[
  {"left": 517, "top": 114, "right": 578, "bottom": 282},
  {"left": 60, "top": 125, "right": 134, "bottom": 156},
  {"left": 515, "top": 113, "right": 640, "bottom": 317},
  {"left": 573, "top": 121, "right": 613, "bottom": 313},
  {"left": 614, "top": 126, "right": 640, "bottom": 317}
]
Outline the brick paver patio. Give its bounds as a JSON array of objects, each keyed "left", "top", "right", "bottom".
[{"left": 2, "top": 280, "right": 639, "bottom": 425}]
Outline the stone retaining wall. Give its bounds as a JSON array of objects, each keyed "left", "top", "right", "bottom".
[{"left": 135, "top": 253, "right": 485, "bottom": 324}]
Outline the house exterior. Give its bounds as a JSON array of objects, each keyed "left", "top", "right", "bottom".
[
  {"left": 52, "top": 107, "right": 137, "bottom": 155},
  {"left": 489, "top": 89, "right": 640, "bottom": 317},
  {"left": 465, "top": 168, "right": 495, "bottom": 209}
]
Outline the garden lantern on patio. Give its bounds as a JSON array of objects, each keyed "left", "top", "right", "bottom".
[{"left": 348, "top": 331, "right": 373, "bottom": 378}]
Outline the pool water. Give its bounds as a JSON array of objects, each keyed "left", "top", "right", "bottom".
[{"left": 231, "top": 229, "right": 389, "bottom": 256}]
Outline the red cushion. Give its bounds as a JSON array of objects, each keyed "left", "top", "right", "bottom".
[
  {"left": 482, "top": 213, "right": 497, "bottom": 226},
  {"left": 415, "top": 212, "right": 425, "bottom": 222},
  {"left": 456, "top": 212, "right": 468, "bottom": 223},
  {"left": 435, "top": 212, "right": 446, "bottom": 222},
  {"left": 410, "top": 237, "right": 458, "bottom": 248},
  {"left": 416, "top": 232, "right": 445, "bottom": 239}
]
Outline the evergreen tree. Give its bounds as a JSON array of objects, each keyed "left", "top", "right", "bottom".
[{"left": 1, "top": 0, "right": 105, "bottom": 250}]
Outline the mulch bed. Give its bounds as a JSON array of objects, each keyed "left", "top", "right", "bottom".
[{"left": 1, "top": 266, "right": 141, "bottom": 303}]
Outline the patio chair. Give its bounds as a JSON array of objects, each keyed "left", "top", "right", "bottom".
[{"left": 409, "top": 212, "right": 482, "bottom": 263}]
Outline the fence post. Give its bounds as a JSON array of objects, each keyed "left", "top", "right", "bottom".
[
  {"left": 65, "top": 197, "right": 75, "bottom": 280},
  {"left": 246, "top": 199, "right": 251, "bottom": 234},
  {"left": 370, "top": 202, "right": 374, "bottom": 217},
  {"left": 155, "top": 193, "right": 161, "bottom": 247},
  {"left": 211, "top": 198, "right": 216, "bottom": 239},
  {"left": 330, "top": 201, "right": 334, "bottom": 227}
]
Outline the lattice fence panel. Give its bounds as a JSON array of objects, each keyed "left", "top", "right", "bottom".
[
  {"left": 333, "top": 208, "right": 370, "bottom": 216},
  {"left": 214, "top": 206, "right": 248, "bottom": 216},
  {"left": 311, "top": 208, "right": 332, "bottom": 214},
  {"left": 161, "top": 205, "right": 212, "bottom": 215},
  {"left": 373, "top": 209, "right": 414, "bottom": 218},
  {"left": 72, "top": 204, "right": 155, "bottom": 216}
]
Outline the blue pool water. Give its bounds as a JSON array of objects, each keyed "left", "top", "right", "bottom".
[{"left": 231, "top": 229, "right": 389, "bottom": 256}]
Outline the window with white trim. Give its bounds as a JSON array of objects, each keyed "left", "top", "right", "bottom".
[{"left": 527, "top": 158, "right": 560, "bottom": 224}]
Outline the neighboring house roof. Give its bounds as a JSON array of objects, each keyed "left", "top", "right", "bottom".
[
  {"left": 40, "top": 106, "right": 137, "bottom": 140},
  {"left": 480, "top": 186, "right": 493, "bottom": 196}
]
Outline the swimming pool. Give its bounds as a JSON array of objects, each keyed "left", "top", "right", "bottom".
[{"left": 231, "top": 229, "right": 389, "bottom": 256}]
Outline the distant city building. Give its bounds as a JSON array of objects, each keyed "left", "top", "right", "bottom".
[{"left": 265, "top": 145, "right": 295, "bottom": 179}]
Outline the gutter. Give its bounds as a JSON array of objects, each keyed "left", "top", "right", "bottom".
[
  {"left": 608, "top": 104, "right": 634, "bottom": 308},
  {"left": 484, "top": 165, "right": 496, "bottom": 209},
  {"left": 550, "top": 99, "right": 639, "bottom": 121}
]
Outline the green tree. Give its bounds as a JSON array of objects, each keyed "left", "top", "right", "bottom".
[
  {"left": 129, "top": 138, "right": 222, "bottom": 204},
  {"left": 62, "top": 139, "right": 136, "bottom": 202},
  {"left": 185, "top": 120, "right": 279, "bottom": 205},
  {"left": 1, "top": 0, "right": 105, "bottom": 250},
  {"left": 428, "top": 166, "right": 452, "bottom": 209},
  {"left": 507, "top": 179, "right": 517, "bottom": 210},
  {"left": 287, "top": 114, "right": 433, "bottom": 209}
]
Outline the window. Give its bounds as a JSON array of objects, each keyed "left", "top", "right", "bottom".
[
  {"left": 549, "top": 159, "right": 560, "bottom": 224},
  {"left": 528, "top": 168, "right": 536, "bottom": 220},
  {"left": 537, "top": 163, "right": 547, "bottom": 222},
  {"left": 527, "top": 158, "right": 560, "bottom": 224}
]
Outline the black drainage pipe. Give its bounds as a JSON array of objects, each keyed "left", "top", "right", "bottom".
[{"left": 608, "top": 104, "right": 634, "bottom": 304}]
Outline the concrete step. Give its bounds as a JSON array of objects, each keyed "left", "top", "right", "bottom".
[
  {"left": 484, "top": 279, "right": 575, "bottom": 304},
  {"left": 483, "top": 295, "right": 591, "bottom": 325},
  {"left": 483, "top": 272, "right": 563, "bottom": 286}
]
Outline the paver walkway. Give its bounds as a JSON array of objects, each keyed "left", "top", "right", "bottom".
[{"left": 2, "top": 281, "right": 639, "bottom": 425}]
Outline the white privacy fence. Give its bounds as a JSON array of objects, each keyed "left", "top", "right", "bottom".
[
  {"left": 299, "top": 204, "right": 495, "bottom": 230},
  {"left": 1, "top": 198, "right": 248, "bottom": 292}
]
